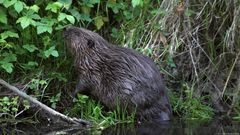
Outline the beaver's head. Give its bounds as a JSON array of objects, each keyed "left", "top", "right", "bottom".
[{"left": 63, "top": 26, "right": 110, "bottom": 57}]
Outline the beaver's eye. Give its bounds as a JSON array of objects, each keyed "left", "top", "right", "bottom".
[{"left": 87, "top": 40, "right": 95, "bottom": 48}]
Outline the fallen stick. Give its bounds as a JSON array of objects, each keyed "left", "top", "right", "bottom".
[{"left": 0, "top": 78, "right": 90, "bottom": 126}]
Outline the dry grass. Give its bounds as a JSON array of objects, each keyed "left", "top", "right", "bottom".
[{"left": 122, "top": 0, "right": 240, "bottom": 115}]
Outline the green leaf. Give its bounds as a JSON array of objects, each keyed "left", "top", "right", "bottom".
[
  {"left": 79, "top": 13, "right": 91, "bottom": 22},
  {"left": 36, "top": 17, "right": 55, "bottom": 34},
  {"left": 46, "top": 2, "right": 63, "bottom": 13},
  {"left": 69, "top": 8, "right": 91, "bottom": 22},
  {"left": 29, "top": 5, "right": 40, "bottom": 12},
  {"left": 2, "top": 97, "right": 9, "bottom": 102},
  {"left": 37, "top": 25, "right": 52, "bottom": 34},
  {"left": 69, "top": 8, "right": 81, "bottom": 21},
  {"left": 58, "top": 13, "right": 66, "bottom": 21},
  {"left": 3, "top": 0, "right": 17, "bottom": 8},
  {"left": 23, "top": 44, "right": 38, "bottom": 52},
  {"left": 20, "top": 61, "right": 38, "bottom": 70},
  {"left": 0, "top": 39, "right": 6, "bottom": 43},
  {"left": 131, "top": 0, "right": 143, "bottom": 7},
  {"left": 59, "top": 0, "right": 72, "bottom": 9},
  {"left": 66, "top": 15, "right": 75, "bottom": 24},
  {"left": 49, "top": 72, "right": 67, "bottom": 82},
  {"left": 1, "top": 62, "right": 14, "bottom": 73},
  {"left": 14, "top": 1, "right": 24, "bottom": 13},
  {"left": 1, "top": 31, "right": 19, "bottom": 39},
  {"left": 44, "top": 46, "right": 59, "bottom": 58},
  {"left": 23, "top": 100, "right": 30, "bottom": 109},
  {"left": 16, "top": 10, "right": 41, "bottom": 29},
  {"left": 94, "top": 16, "right": 104, "bottom": 30},
  {"left": 2, "top": 53, "right": 17, "bottom": 62},
  {"left": 16, "top": 16, "right": 31, "bottom": 29},
  {"left": 11, "top": 107, "right": 18, "bottom": 112},
  {"left": 39, "top": 80, "right": 47, "bottom": 85},
  {"left": 30, "top": 14, "right": 41, "bottom": 20},
  {"left": 51, "top": 50, "right": 59, "bottom": 57},
  {"left": 0, "top": 9, "right": 7, "bottom": 24}
]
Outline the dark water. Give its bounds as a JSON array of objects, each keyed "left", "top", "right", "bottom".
[{"left": 1, "top": 118, "right": 240, "bottom": 135}]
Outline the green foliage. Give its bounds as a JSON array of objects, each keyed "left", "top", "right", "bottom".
[
  {"left": 0, "top": 97, "right": 18, "bottom": 116},
  {"left": 28, "top": 78, "right": 48, "bottom": 98},
  {"left": 0, "top": 96, "right": 29, "bottom": 119},
  {"left": 50, "top": 92, "right": 61, "bottom": 109},
  {"left": 69, "top": 94, "right": 135, "bottom": 127},
  {"left": 0, "top": 53, "right": 17, "bottom": 73},
  {"left": 171, "top": 83, "right": 214, "bottom": 120},
  {"left": 132, "top": 0, "right": 143, "bottom": 8},
  {"left": 0, "top": 0, "right": 143, "bottom": 74},
  {"left": 45, "top": 2, "right": 63, "bottom": 13}
]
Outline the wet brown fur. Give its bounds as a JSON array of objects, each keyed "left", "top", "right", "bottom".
[{"left": 63, "top": 26, "right": 172, "bottom": 121}]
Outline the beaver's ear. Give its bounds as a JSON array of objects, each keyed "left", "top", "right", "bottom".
[{"left": 87, "top": 40, "right": 95, "bottom": 48}]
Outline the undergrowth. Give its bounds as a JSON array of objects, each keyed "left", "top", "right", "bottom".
[
  {"left": 170, "top": 83, "right": 214, "bottom": 120},
  {"left": 0, "top": 0, "right": 240, "bottom": 127},
  {"left": 68, "top": 94, "right": 135, "bottom": 128}
]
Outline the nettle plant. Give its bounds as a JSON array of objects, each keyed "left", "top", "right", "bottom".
[
  {"left": 0, "top": 0, "right": 143, "bottom": 74},
  {"left": 0, "top": 1, "right": 71, "bottom": 74}
]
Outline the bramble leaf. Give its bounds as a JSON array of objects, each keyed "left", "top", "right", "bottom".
[
  {"left": 0, "top": 53, "right": 17, "bottom": 73},
  {"left": 44, "top": 46, "right": 59, "bottom": 58},
  {"left": 37, "top": 25, "right": 52, "bottom": 34},
  {"left": 14, "top": 1, "right": 24, "bottom": 13},
  {"left": 46, "top": 2, "right": 63, "bottom": 13},
  {"left": 16, "top": 10, "right": 40, "bottom": 29},
  {"left": 36, "top": 17, "right": 55, "bottom": 34},
  {"left": 1, "top": 31, "right": 19, "bottom": 39},
  {"left": 29, "top": 5, "right": 40, "bottom": 12},
  {"left": 3, "top": 0, "right": 17, "bottom": 8},
  {"left": 16, "top": 16, "right": 31, "bottom": 29},
  {"left": 58, "top": 13, "right": 75, "bottom": 24},
  {"left": 50, "top": 50, "right": 59, "bottom": 57},
  {"left": 23, "top": 44, "right": 38, "bottom": 52},
  {"left": 58, "top": 13, "right": 66, "bottom": 21},
  {"left": 1, "top": 63, "right": 13, "bottom": 73},
  {"left": 66, "top": 15, "right": 75, "bottom": 24}
]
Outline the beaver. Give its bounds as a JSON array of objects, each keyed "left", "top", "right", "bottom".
[{"left": 63, "top": 26, "right": 172, "bottom": 122}]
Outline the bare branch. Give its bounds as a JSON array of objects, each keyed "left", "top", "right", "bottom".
[{"left": 0, "top": 79, "right": 90, "bottom": 126}]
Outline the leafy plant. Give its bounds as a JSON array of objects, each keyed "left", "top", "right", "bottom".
[
  {"left": 50, "top": 92, "right": 61, "bottom": 109},
  {"left": 69, "top": 94, "right": 135, "bottom": 127},
  {"left": 0, "top": 97, "right": 17, "bottom": 118},
  {"left": 171, "top": 83, "right": 214, "bottom": 120}
]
